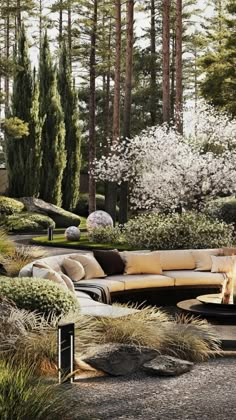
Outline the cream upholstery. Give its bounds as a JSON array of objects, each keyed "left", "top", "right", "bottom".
[
  {"left": 121, "top": 274, "right": 174, "bottom": 290},
  {"left": 163, "top": 270, "right": 225, "bottom": 286},
  {"left": 159, "top": 250, "right": 196, "bottom": 270},
  {"left": 122, "top": 251, "right": 162, "bottom": 275},
  {"left": 192, "top": 249, "right": 222, "bottom": 271}
]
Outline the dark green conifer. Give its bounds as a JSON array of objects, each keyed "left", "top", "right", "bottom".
[
  {"left": 6, "top": 26, "right": 42, "bottom": 197},
  {"left": 58, "top": 42, "right": 81, "bottom": 210},
  {"left": 39, "top": 33, "right": 66, "bottom": 206}
]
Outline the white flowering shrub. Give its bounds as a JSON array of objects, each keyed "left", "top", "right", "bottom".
[
  {"left": 185, "top": 101, "right": 236, "bottom": 153},
  {"left": 93, "top": 103, "right": 236, "bottom": 213},
  {"left": 123, "top": 212, "right": 234, "bottom": 250},
  {"left": 88, "top": 226, "right": 123, "bottom": 244}
]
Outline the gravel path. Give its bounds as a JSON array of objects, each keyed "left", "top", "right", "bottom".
[{"left": 67, "top": 357, "right": 236, "bottom": 420}]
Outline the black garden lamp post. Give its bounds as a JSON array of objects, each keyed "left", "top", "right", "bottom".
[
  {"left": 48, "top": 225, "right": 54, "bottom": 241},
  {"left": 58, "top": 323, "right": 75, "bottom": 384}
]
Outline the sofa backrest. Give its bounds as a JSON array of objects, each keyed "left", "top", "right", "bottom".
[
  {"left": 159, "top": 248, "right": 223, "bottom": 271},
  {"left": 19, "top": 248, "right": 224, "bottom": 278}
]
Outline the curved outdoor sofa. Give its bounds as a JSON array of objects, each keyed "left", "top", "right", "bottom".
[{"left": 19, "top": 248, "right": 231, "bottom": 317}]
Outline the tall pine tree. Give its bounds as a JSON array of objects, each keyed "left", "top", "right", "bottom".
[
  {"left": 58, "top": 41, "right": 81, "bottom": 210},
  {"left": 39, "top": 33, "right": 66, "bottom": 206},
  {"left": 6, "top": 26, "right": 41, "bottom": 197}
]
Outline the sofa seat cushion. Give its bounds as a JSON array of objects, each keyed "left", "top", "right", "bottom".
[
  {"left": 119, "top": 274, "right": 174, "bottom": 290},
  {"left": 163, "top": 270, "right": 225, "bottom": 286},
  {"left": 78, "top": 298, "right": 137, "bottom": 317},
  {"left": 159, "top": 250, "right": 196, "bottom": 270}
]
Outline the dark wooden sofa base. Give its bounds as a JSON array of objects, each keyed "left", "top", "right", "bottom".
[{"left": 111, "top": 285, "right": 222, "bottom": 307}]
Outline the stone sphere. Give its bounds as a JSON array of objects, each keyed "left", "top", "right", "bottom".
[
  {"left": 86, "top": 210, "right": 113, "bottom": 231},
  {"left": 64, "top": 226, "right": 81, "bottom": 241}
]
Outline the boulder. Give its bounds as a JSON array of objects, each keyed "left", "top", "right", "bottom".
[
  {"left": 143, "top": 355, "right": 194, "bottom": 376},
  {"left": 19, "top": 197, "right": 81, "bottom": 228},
  {"left": 83, "top": 343, "right": 158, "bottom": 376},
  {"left": 65, "top": 226, "right": 81, "bottom": 241}
]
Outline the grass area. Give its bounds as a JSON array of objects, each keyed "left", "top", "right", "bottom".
[{"left": 31, "top": 232, "right": 137, "bottom": 251}]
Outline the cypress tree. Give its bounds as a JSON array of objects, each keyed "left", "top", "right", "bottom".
[
  {"left": 39, "top": 33, "right": 66, "bottom": 206},
  {"left": 58, "top": 42, "right": 81, "bottom": 210},
  {"left": 6, "top": 26, "right": 42, "bottom": 197}
]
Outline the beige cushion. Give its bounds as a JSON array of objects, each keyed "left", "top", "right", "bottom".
[
  {"left": 32, "top": 265, "right": 68, "bottom": 290},
  {"left": 122, "top": 274, "right": 174, "bottom": 290},
  {"left": 159, "top": 250, "right": 195, "bottom": 270},
  {"left": 223, "top": 247, "right": 236, "bottom": 256},
  {"left": 122, "top": 251, "right": 162, "bottom": 275},
  {"left": 192, "top": 249, "right": 222, "bottom": 271},
  {"left": 69, "top": 254, "right": 106, "bottom": 280},
  {"left": 211, "top": 256, "right": 236, "bottom": 274},
  {"left": 164, "top": 270, "right": 225, "bottom": 287},
  {"left": 62, "top": 258, "right": 85, "bottom": 282}
]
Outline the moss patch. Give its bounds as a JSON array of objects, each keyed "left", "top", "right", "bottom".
[
  {"left": 3, "top": 212, "right": 55, "bottom": 233},
  {"left": 0, "top": 196, "right": 25, "bottom": 215},
  {"left": 31, "top": 233, "right": 138, "bottom": 251}
]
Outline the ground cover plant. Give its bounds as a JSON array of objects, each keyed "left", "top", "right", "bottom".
[
  {"left": 3, "top": 212, "right": 55, "bottom": 232},
  {"left": 123, "top": 212, "right": 234, "bottom": 250},
  {"left": 0, "top": 278, "right": 79, "bottom": 318}
]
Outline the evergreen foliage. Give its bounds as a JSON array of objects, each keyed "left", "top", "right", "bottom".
[
  {"left": 39, "top": 33, "right": 66, "bottom": 206},
  {"left": 200, "top": 1, "right": 236, "bottom": 116},
  {"left": 58, "top": 42, "right": 81, "bottom": 210},
  {"left": 5, "top": 26, "right": 42, "bottom": 198}
]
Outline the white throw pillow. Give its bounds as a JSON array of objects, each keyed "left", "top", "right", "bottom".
[
  {"left": 62, "top": 258, "right": 85, "bottom": 282},
  {"left": 32, "top": 265, "right": 68, "bottom": 290}
]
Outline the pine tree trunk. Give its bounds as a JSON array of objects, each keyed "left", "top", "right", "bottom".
[
  {"left": 119, "top": 0, "right": 134, "bottom": 225},
  {"left": 59, "top": 0, "right": 63, "bottom": 46},
  {"left": 175, "top": 0, "right": 183, "bottom": 134},
  {"left": 68, "top": 1, "right": 72, "bottom": 66},
  {"left": 170, "top": 31, "right": 175, "bottom": 121},
  {"left": 88, "top": 0, "right": 98, "bottom": 214},
  {"left": 17, "top": 0, "right": 21, "bottom": 32},
  {"left": 4, "top": 0, "right": 10, "bottom": 115},
  {"left": 105, "top": 0, "right": 121, "bottom": 223},
  {"left": 150, "top": 0, "right": 157, "bottom": 125},
  {"left": 162, "top": 0, "right": 170, "bottom": 124}
]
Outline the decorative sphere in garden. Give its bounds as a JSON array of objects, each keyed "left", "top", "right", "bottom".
[
  {"left": 86, "top": 210, "right": 113, "bottom": 231},
  {"left": 64, "top": 226, "right": 81, "bottom": 241}
]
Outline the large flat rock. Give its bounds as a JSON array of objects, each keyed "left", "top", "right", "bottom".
[
  {"left": 83, "top": 343, "right": 158, "bottom": 376},
  {"left": 19, "top": 197, "right": 81, "bottom": 228}
]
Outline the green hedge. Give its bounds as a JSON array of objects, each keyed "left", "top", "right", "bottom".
[
  {"left": 2, "top": 212, "right": 55, "bottom": 232},
  {"left": 74, "top": 193, "right": 119, "bottom": 217},
  {"left": 0, "top": 277, "right": 78, "bottom": 317},
  {"left": 0, "top": 196, "right": 24, "bottom": 215},
  {"left": 204, "top": 197, "right": 236, "bottom": 225},
  {"left": 123, "top": 212, "right": 234, "bottom": 250}
]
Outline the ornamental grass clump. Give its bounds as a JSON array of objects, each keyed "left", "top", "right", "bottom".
[
  {"left": 0, "top": 299, "right": 58, "bottom": 375},
  {"left": 73, "top": 305, "right": 220, "bottom": 362},
  {"left": 0, "top": 359, "right": 76, "bottom": 420},
  {"left": 0, "top": 245, "right": 47, "bottom": 277},
  {"left": 0, "top": 277, "right": 79, "bottom": 318},
  {"left": 124, "top": 211, "right": 234, "bottom": 250}
]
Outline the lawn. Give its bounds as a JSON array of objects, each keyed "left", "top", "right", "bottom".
[{"left": 31, "top": 232, "right": 137, "bottom": 251}]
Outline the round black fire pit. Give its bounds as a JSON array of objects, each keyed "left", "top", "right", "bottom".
[{"left": 177, "top": 295, "right": 236, "bottom": 322}]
